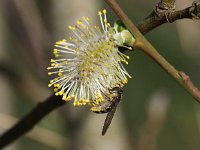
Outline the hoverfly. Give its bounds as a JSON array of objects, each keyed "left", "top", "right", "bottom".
[{"left": 91, "top": 87, "right": 123, "bottom": 135}]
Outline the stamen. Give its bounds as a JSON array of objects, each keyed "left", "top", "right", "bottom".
[
  {"left": 98, "top": 11, "right": 105, "bottom": 32},
  {"left": 103, "top": 9, "right": 108, "bottom": 32},
  {"left": 48, "top": 9, "right": 132, "bottom": 109}
]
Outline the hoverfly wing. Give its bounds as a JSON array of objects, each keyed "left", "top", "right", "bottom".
[
  {"left": 102, "top": 104, "right": 117, "bottom": 135},
  {"left": 101, "top": 87, "right": 123, "bottom": 135}
]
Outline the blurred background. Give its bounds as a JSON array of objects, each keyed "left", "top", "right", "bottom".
[{"left": 0, "top": 0, "right": 200, "bottom": 150}]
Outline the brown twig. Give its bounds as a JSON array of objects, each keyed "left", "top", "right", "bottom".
[
  {"left": 157, "top": 0, "right": 175, "bottom": 10},
  {"left": 137, "top": 1, "right": 200, "bottom": 34},
  {"left": 1, "top": 0, "right": 200, "bottom": 149},
  {"left": 179, "top": 71, "right": 200, "bottom": 101}
]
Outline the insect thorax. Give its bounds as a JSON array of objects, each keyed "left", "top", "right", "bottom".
[{"left": 91, "top": 87, "right": 123, "bottom": 114}]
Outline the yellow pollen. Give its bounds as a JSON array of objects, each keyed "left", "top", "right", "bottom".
[
  {"left": 50, "top": 80, "right": 54, "bottom": 83},
  {"left": 56, "top": 41, "right": 63, "bottom": 45},
  {"left": 77, "top": 20, "right": 82, "bottom": 25},
  {"left": 121, "top": 59, "right": 128, "bottom": 64},
  {"left": 128, "top": 47, "right": 132, "bottom": 50},
  {"left": 55, "top": 92, "right": 59, "bottom": 96},
  {"left": 82, "top": 16, "right": 89, "bottom": 21},
  {"left": 58, "top": 90, "right": 64, "bottom": 95},
  {"left": 98, "top": 11, "right": 102, "bottom": 15},
  {"left": 126, "top": 56, "right": 130, "bottom": 59},
  {"left": 53, "top": 49, "right": 58, "bottom": 53},
  {"left": 65, "top": 95, "right": 74, "bottom": 101},
  {"left": 68, "top": 26, "right": 75, "bottom": 30},
  {"left": 54, "top": 88, "right": 58, "bottom": 92},
  {"left": 73, "top": 101, "right": 79, "bottom": 106},
  {"left": 58, "top": 72, "right": 63, "bottom": 76},
  {"left": 50, "top": 59, "right": 55, "bottom": 62},
  {"left": 54, "top": 84, "right": 59, "bottom": 87},
  {"left": 122, "top": 79, "right": 128, "bottom": 84}
]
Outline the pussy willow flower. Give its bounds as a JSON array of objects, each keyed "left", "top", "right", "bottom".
[{"left": 47, "top": 9, "right": 132, "bottom": 108}]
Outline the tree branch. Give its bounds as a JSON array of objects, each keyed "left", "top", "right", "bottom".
[
  {"left": 0, "top": 94, "right": 65, "bottom": 149},
  {"left": 179, "top": 71, "right": 200, "bottom": 101},
  {"left": 158, "top": 0, "right": 175, "bottom": 10},
  {"left": 1, "top": 0, "right": 200, "bottom": 149},
  {"left": 104, "top": 0, "right": 200, "bottom": 102},
  {"left": 137, "top": 1, "right": 200, "bottom": 34}
]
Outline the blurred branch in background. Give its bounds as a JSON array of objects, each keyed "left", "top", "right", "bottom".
[
  {"left": 2, "top": 0, "right": 50, "bottom": 77},
  {"left": 1, "top": 0, "right": 200, "bottom": 149},
  {"left": 0, "top": 61, "right": 49, "bottom": 103},
  {"left": 0, "top": 62, "right": 19, "bottom": 80},
  {"left": 176, "top": 0, "right": 200, "bottom": 60},
  {"left": 137, "top": 90, "right": 170, "bottom": 150},
  {"left": 60, "top": 108, "right": 88, "bottom": 150},
  {"left": 0, "top": 94, "right": 65, "bottom": 149},
  {"left": 0, "top": 113, "right": 68, "bottom": 150},
  {"left": 80, "top": 108, "right": 132, "bottom": 150},
  {"left": 12, "top": 0, "right": 50, "bottom": 54}
]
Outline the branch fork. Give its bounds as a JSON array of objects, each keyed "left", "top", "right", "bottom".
[{"left": 189, "top": 1, "right": 200, "bottom": 20}]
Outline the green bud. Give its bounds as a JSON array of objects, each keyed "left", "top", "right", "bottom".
[
  {"left": 120, "top": 30, "right": 135, "bottom": 47},
  {"left": 112, "top": 20, "right": 135, "bottom": 47},
  {"left": 114, "top": 20, "right": 126, "bottom": 32}
]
